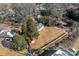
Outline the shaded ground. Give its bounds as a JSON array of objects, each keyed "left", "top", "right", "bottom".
[{"left": 39, "top": 50, "right": 56, "bottom": 56}]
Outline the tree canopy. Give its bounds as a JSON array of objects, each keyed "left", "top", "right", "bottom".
[
  {"left": 21, "top": 18, "right": 39, "bottom": 41},
  {"left": 12, "top": 35, "right": 27, "bottom": 51},
  {"left": 26, "top": 18, "right": 39, "bottom": 40},
  {"left": 21, "top": 21, "right": 27, "bottom": 34},
  {"left": 38, "top": 17, "right": 56, "bottom": 26}
]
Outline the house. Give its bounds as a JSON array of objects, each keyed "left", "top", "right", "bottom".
[
  {"left": 30, "top": 27, "right": 68, "bottom": 54},
  {"left": 36, "top": 23, "right": 44, "bottom": 32},
  {"left": 0, "top": 30, "right": 18, "bottom": 38},
  {"left": 40, "top": 47, "right": 77, "bottom": 56},
  {"left": 52, "top": 48, "right": 77, "bottom": 56},
  {"left": 30, "top": 17, "right": 44, "bottom": 32}
]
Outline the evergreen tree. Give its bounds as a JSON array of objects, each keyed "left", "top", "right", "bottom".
[
  {"left": 26, "top": 18, "right": 39, "bottom": 41},
  {"left": 21, "top": 21, "right": 27, "bottom": 34}
]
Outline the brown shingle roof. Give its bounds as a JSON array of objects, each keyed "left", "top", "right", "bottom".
[{"left": 30, "top": 27, "right": 68, "bottom": 50}]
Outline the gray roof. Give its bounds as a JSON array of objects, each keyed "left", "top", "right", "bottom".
[
  {"left": 0, "top": 30, "right": 17, "bottom": 37},
  {"left": 52, "top": 48, "right": 76, "bottom": 56},
  {"left": 36, "top": 23, "right": 44, "bottom": 31}
]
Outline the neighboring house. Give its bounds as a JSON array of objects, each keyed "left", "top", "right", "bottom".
[
  {"left": 52, "top": 48, "right": 77, "bottom": 56},
  {"left": 30, "top": 17, "right": 44, "bottom": 32},
  {"left": 41, "top": 47, "right": 77, "bottom": 56},
  {"left": 0, "top": 30, "right": 18, "bottom": 38},
  {"left": 0, "top": 30, "right": 18, "bottom": 48},
  {"left": 36, "top": 23, "right": 44, "bottom": 32}
]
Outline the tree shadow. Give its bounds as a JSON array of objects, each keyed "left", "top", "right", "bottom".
[{"left": 39, "top": 50, "right": 56, "bottom": 56}]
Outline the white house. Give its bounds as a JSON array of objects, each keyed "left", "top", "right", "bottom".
[
  {"left": 0, "top": 30, "right": 18, "bottom": 38},
  {"left": 52, "top": 48, "right": 77, "bottom": 56}
]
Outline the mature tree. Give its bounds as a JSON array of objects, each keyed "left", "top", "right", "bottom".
[
  {"left": 21, "top": 18, "right": 39, "bottom": 55},
  {"left": 21, "top": 18, "right": 39, "bottom": 45},
  {"left": 26, "top": 18, "right": 39, "bottom": 41},
  {"left": 12, "top": 35, "right": 27, "bottom": 51},
  {"left": 21, "top": 21, "right": 27, "bottom": 34}
]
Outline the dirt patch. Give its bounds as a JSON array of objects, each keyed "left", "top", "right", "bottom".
[
  {"left": 30, "top": 27, "right": 68, "bottom": 49},
  {"left": 0, "top": 48, "right": 27, "bottom": 56}
]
